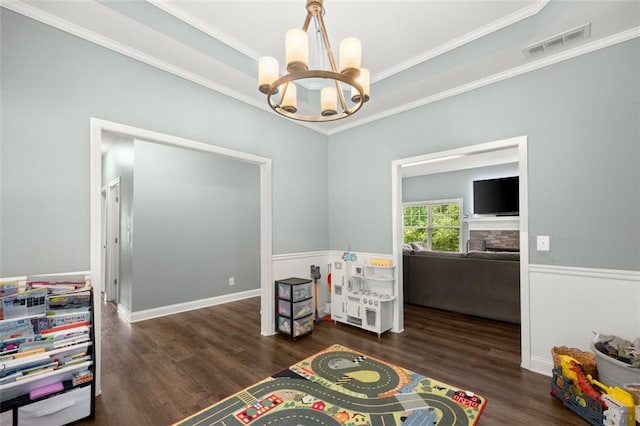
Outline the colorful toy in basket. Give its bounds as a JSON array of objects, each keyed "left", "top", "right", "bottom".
[
  {"left": 588, "top": 375, "right": 635, "bottom": 426},
  {"left": 551, "top": 354, "right": 606, "bottom": 426},
  {"left": 560, "top": 355, "right": 608, "bottom": 408}
]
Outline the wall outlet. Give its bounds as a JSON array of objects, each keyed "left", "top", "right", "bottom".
[
  {"left": 537, "top": 235, "right": 550, "bottom": 251},
  {"left": 228, "top": 277, "right": 235, "bottom": 286}
]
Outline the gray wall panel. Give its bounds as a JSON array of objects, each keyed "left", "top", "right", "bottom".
[
  {"left": 131, "top": 141, "right": 259, "bottom": 311},
  {"left": 329, "top": 39, "right": 640, "bottom": 270},
  {"left": 0, "top": 10, "right": 328, "bottom": 277}
]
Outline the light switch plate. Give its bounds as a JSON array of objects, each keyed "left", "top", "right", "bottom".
[{"left": 537, "top": 235, "right": 550, "bottom": 251}]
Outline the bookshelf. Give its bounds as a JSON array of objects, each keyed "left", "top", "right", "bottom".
[{"left": 0, "top": 275, "right": 95, "bottom": 426}]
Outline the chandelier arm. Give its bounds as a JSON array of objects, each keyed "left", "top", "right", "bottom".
[
  {"left": 302, "top": 12, "right": 312, "bottom": 32},
  {"left": 315, "top": 12, "right": 348, "bottom": 112},
  {"left": 316, "top": 11, "right": 338, "bottom": 74},
  {"left": 334, "top": 77, "right": 348, "bottom": 113}
]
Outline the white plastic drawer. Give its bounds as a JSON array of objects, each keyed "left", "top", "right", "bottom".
[
  {"left": 277, "top": 299, "right": 291, "bottom": 317},
  {"left": 18, "top": 386, "right": 91, "bottom": 426},
  {"left": 291, "top": 283, "right": 312, "bottom": 302},
  {"left": 293, "top": 316, "right": 314, "bottom": 337},
  {"left": 278, "top": 282, "right": 313, "bottom": 302},
  {"left": 1, "top": 410, "right": 13, "bottom": 426},
  {"left": 278, "top": 316, "right": 291, "bottom": 334},
  {"left": 277, "top": 283, "right": 291, "bottom": 300},
  {"left": 292, "top": 299, "right": 313, "bottom": 319},
  {"left": 278, "top": 299, "right": 313, "bottom": 319}
]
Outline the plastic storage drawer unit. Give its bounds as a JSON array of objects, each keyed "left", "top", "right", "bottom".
[{"left": 275, "top": 277, "right": 314, "bottom": 339}]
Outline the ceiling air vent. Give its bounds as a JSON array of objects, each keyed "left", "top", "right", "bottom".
[{"left": 522, "top": 23, "right": 591, "bottom": 60}]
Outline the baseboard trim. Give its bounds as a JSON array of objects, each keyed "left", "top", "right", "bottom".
[
  {"left": 529, "top": 355, "right": 554, "bottom": 377},
  {"left": 128, "top": 289, "right": 261, "bottom": 323},
  {"left": 117, "top": 303, "right": 132, "bottom": 322}
]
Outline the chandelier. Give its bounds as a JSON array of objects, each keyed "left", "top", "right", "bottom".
[{"left": 257, "top": 0, "right": 370, "bottom": 122}]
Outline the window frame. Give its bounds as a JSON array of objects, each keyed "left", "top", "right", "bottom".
[{"left": 403, "top": 198, "right": 463, "bottom": 252}]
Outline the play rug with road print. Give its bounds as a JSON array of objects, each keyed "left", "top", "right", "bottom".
[{"left": 173, "top": 343, "right": 487, "bottom": 426}]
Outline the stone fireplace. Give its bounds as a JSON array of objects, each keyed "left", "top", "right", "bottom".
[
  {"left": 465, "top": 216, "right": 520, "bottom": 252},
  {"left": 469, "top": 230, "right": 519, "bottom": 251}
]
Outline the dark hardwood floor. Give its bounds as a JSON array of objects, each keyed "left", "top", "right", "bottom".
[{"left": 78, "top": 297, "right": 584, "bottom": 425}]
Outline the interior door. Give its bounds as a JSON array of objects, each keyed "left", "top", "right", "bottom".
[{"left": 105, "top": 179, "right": 121, "bottom": 302}]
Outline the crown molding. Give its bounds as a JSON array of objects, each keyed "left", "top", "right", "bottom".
[
  {"left": 328, "top": 26, "right": 640, "bottom": 135},
  {"left": 372, "top": 0, "right": 551, "bottom": 83},
  {"left": 145, "top": 0, "right": 261, "bottom": 60}
]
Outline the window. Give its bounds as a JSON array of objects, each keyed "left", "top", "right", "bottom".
[{"left": 403, "top": 200, "right": 461, "bottom": 252}]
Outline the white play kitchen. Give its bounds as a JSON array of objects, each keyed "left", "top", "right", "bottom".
[{"left": 330, "top": 259, "right": 396, "bottom": 337}]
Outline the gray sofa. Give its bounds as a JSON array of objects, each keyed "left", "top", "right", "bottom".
[{"left": 402, "top": 250, "right": 520, "bottom": 323}]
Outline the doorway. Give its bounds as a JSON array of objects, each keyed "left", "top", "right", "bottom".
[
  {"left": 89, "top": 118, "right": 274, "bottom": 395},
  {"left": 391, "top": 135, "right": 531, "bottom": 369}
]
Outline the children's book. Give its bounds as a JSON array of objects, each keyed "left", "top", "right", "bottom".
[
  {"left": 37, "top": 312, "right": 91, "bottom": 333},
  {"left": 1, "top": 288, "right": 47, "bottom": 319},
  {"left": 46, "top": 291, "right": 91, "bottom": 313}
]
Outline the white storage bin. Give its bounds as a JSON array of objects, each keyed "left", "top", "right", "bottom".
[
  {"left": 291, "top": 299, "right": 313, "bottom": 319},
  {"left": 591, "top": 343, "right": 640, "bottom": 388},
  {"left": 291, "top": 283, "right": 312, "bottom": 302},
  {"left": 277, "top": 282, "right": 292, "bottom": 300},
  {"left": 277, "top": 299, "right": 291, "bottom": 317},
  {"left": 18, "top": 386, "right": 91, "bottom": 426},
  {"left": 278, "top": 298, "right": 313, "bottom": 319},
  {"left": 1, "top": 410, "right": 13, "bottom": 426},
  {"left": 293, "top": 316, "right": 314, "bottom": 337},
  {"left": 278, "top": 316, "right": 291, "bottom": 334}
]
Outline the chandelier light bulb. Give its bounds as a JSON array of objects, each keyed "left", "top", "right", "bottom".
[
  {"left": 321, "top": 86, "right": 338, "bottom": 116},
  {"left": 280, "top": 82, "right": 298, "bottom": 113},
  {"left": 351, "top": 67, "right": 370, "bottom": 103},
  {"left": 258, "top": 57, "right": 279, "bottom": 94},
  {"left": 286, "top": 29, "right": 309, "bottom": 73},
  {"left": 339, "top": 37, "right": 361, "bottom": 78}
]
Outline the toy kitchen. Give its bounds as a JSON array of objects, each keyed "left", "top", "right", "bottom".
[{"left": 330, "top": 259, "right": 396, "bottom": 337}]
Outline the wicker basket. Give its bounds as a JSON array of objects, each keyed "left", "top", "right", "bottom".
[{"left": 551, "top": 346, "right": 598, "bottom": 378}]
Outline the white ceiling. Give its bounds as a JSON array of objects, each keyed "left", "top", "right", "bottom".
[{"left": 5, "top": 0, "right": 639, "bottom": 134}]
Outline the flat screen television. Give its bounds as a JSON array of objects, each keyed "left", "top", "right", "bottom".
[{"left": 473, "top": 176, "right": 519, "bottom": 216}]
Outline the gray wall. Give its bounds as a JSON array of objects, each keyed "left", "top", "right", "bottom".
[
  {"left": 1, "top": 8, "right": 638, "bottom": 281},
  {"left": 101, "top": 137, "right": 135, "bottom": 310},
  {"left": 0, "top": 9, "right": 328, "bottom": 277},
  {"left": 131, "top": 140, "right": 260, "bottom": 311},
  {"left": 329, "top": 39, "right": 640, "bottom": 271}
]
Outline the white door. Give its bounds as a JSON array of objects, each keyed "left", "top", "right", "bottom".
[
  {"left": 101, "top": 188, "right": 107, "bottom": 299},
  {"left": 105, "top": 179, "right": 121, "bottom": 302}
]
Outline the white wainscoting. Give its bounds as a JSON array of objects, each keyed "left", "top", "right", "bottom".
[
  {"left": 528, "top": 264, "right": 640, "bottom": 376},
  {"left": 272, "top": 251, "right": 333, "bottom": 317}
]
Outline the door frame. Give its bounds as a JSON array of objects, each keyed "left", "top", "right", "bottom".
[
  {"left": 90, "top": 118, "right": 274, "bottom": 395},
  {"left": 391, "top": 135, "right": 531, "bottom": 369}
]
